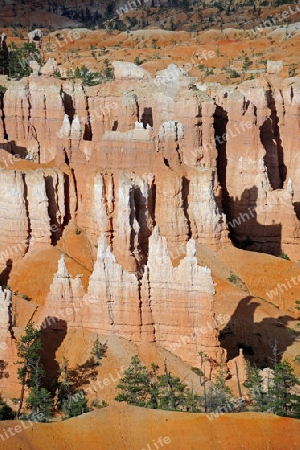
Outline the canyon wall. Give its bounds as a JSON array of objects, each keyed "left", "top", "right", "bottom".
[
  {"left": 0, "top": 167, "right": 73, "bottom": 268},
  {"left": 0, "top": 62, "right": 299, "bottom": 372},
  {"left": 1, "top": 65, "right": 299, "bottom": 257},
  {"left": 38, "top": 227, "right": 223, "bottom": 367}
]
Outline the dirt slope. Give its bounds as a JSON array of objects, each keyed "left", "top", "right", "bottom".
[{"left": 0, "top": 405, "right": 299, "bottom": 450}]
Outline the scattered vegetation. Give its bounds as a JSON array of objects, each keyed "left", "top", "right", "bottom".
[
  {"left": 90, "top": 337, "right": 108, "bottom": 366},
  {"left": 227, "top": 272, "right": 248, "bottom": 292},
  {"left": 2, "top": 42, "right": 41, "bottom": 79},
  {"left": 279, "top": 252, "right": 290, "bottom": 260},
  {"left": 14, "top": 325, "right": 109, "bottom": 421},
  {"left": 16, "top": 322, "right": 53, "bottom": 420},
  {"left": 67, "top": 60, "right": 114, "bottom": 86},
  {"left": 229, "top": 69, "right": 239, "bottom": 78},
  {"left": 56, "top": 338, "right": 108, "bottom": 419},
  {"left": 227, "top": 273, "right": 240, "bottom": 284},
  {"left": 115, "top": 355, "right": 201, "bottom": 412},
  {"left": 245, "top": 359, "right": 300, "bottom": 417},
  {"left": 288, "top": 65, "right": 296, "bottom": 77}
]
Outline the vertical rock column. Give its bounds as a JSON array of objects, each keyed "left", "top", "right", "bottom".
[
  {"left": 28, "top": 77, "right": 65, "bottom": 162},
  {"left": 38, "top": 255, "right": 85, "bottom": 329},
  {"left": 82, "top": 235, "right": 143, "bottom": 340},
  {"left": 145, "top": 227, "right": 223, "bottom": 366},
  {"left": 188, "top": 169, "right": 228, "bottom": 251},
  {"left": 0, "top": 287, "right": 12, "bottom": 360},
  {"left": 0, "top": 171, "right": 28, "bottom": 265}
]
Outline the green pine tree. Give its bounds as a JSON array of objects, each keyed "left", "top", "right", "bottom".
[
  {"left": 102, "top": 58, "right": 114, "bottom": 81},
  {"left": 62, "top": 389, "right": 89, "bottom": 418},
  {"left": 26, "top": 387, "right": 53, "bottom": 421},
  {"left": 15, "top": 322, "right": 43, "bottom": 418},
  {"left": 156, "top": 373, "right": 188, "bottom": 410},
  {"left": 115, "top": 355, "right": 151, "bottom": 407},
  {"left": 74, "top": 66, "right": 81, "bottom": 79},
  {"left": 207, "top": 363, "right": 233, "bottom": 412},
  {"left": 56, "top": 356, "right": 72, "bottom": 410},
  {"left": 90, "top": 337, "right": 107, "bottom": 365},
  {"left": 269, "top": 360, "right": 300, "bottom": 417},
  {"left": 244, "top": 361, "right": 269, "bottom": 411},
  {"left": 156, "top": 359, "right": 188, "bottom": 411}
]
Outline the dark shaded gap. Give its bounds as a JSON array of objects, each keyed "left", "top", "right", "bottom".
[
  {"left": 220, "top": 297, "right": 299, "bottom": 368},
  {"left": 214, "top": 105, "right": 229, "bottom": 219},
  {"left": 182, "top": 176, "right": 192, "bottom": 239},
  {"left": 83, "top": 123, "right": 92, "bottom": 141},
  {"left": 22, "top": 172, "right": 31, "bottom": 256},
  {"left": 260, "top": 115, "right": 282, "bottom": 190},
  {"left": 0, "top": 259, "right": 12, "bottom": 287},
  {"left": 62, "top": 92, "right": 75, "bottom": 123},
  {"left": 40, "top": 318, "right": 67, "bottom": 394},
  {"left": 141, "top": 107, "right": 153, "bottom": 128},
  {"left": 265, "top": 89, "right": 286, "bottom": 186}
]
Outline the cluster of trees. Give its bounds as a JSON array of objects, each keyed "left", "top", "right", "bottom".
[
  {"left": 14, "top": 323, "right": 107, "bottom": 421},
  {"left": 245, "top": 360, "right": 300, "bottom": 417},
  {"left": 0, "top": 42, "right": 41, "bottom": 79},
  {"left": 115, "top": 355, "right": 202, "bottom": 411},
  {"left": 56, "top": 336, "right": 108, "bottom": 418},
  {"left": 25, "top": 0, "right": 293, "bottom": 32},
  {"left": 115, "top": 355, "right": 240, "bottom": 414},
  {"left": 115, "top": 354, "right": 300, "bottom": 418},
  {"left": 59, "top": 60, "right": 114, "bottom": 86},
  {"left": 51, "top": 6, "right": 102, "bottom": 28},
  {"left": 1, "top": 317, "right": 299, "bottom": 421},
  {"left": 0, "top": 41, "right": 114, "bottom": 86}
]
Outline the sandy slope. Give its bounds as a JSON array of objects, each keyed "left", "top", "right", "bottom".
[{"left": 0, "top": 404, "right": 299, "bottom": 450}]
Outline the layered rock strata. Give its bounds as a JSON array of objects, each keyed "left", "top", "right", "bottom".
[
  {"left": 0, "top": 168, "right": 69, "bottom": 266},
  {"left": 36, "top": 255, "right": 85, "bottom": 329},
  {"left": 40, "top": 228, "right": 223, "bottom": 366},
  {"left": 0, "top": 65, "right": 298, "bottom": 256}
]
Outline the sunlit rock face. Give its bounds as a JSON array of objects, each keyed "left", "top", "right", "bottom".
[
  {"left": 1, "top": 68, "right": 298, "bottom": 256},
  {"left": 0, "top": 64, "right": 299, "bottom": 376},
  {"left": 38, "top": 228, "right": 223, "bottom": 367}
]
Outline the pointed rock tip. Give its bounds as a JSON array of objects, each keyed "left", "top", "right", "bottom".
[
  {"left": 57, "top": 254, "right": 69, "bottom": 277},
  {"left": 186, "top": 239, "right": 196, "bottom": 258}
]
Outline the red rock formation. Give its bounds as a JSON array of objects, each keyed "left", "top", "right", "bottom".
[
  {"left": 39, "top": 228, "right": 223, "bottom": 366},
  {"left": 0, "top": 63, "right": 299, "bottom": 379},
  {"left": 0, "top": 287, "right": 18, "bottom": 399},
  {"left": 0, "top": 167, "right": 70, "bottom": 268},
  {"left": 144, "top": 227, "right": 223, "bottom": 366},
  {"left": 2, "top": 65, "right": 298, "bottom": 257},
  {"left": 81, "top": 234, "right": 143, "bottom": 340},
  {"left": 37, "top": 255, "right": 85, "bottom": 329}
]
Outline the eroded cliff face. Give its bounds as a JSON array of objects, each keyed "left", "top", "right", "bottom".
[
  {"left": 0, "top": 62, "right": 299, "bottom": 374},
  {"left": 0, "top": 167, "right": 74, "bottom": 267},
  {"left": 1, "top": 66, "right": 299, "bottom": 257},
  {"left": 212, "top": 77, "right": 300, "bottom": 258},
  {"left": 0, "top": 287, "right": 18, "bottom": 396},
  {"left": 38, "top": 227, "right": 223, "bottom": 367}
]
